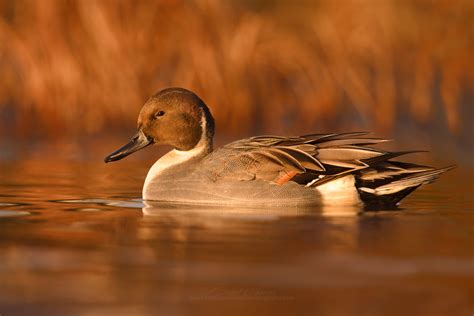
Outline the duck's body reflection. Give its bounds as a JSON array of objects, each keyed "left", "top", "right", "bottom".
[
  {"left": 142, "top": 200, "right": 362, "bottom": 219},
  {"left": 140, "top": 201, "right": 363, "bottom": 253}
]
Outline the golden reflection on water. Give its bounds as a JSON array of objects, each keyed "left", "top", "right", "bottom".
[{"left": 0, "top": 147, "right": 473, "bottom": 316}]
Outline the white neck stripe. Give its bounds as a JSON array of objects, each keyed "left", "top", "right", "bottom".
[{"left": 142, "top": 111, "right": 210, "bottom": 199}]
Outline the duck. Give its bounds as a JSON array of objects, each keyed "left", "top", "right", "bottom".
[{"left": 104, "top": 87, "right": 453, "bottom": 207}]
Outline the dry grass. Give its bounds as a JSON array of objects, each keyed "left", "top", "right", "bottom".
[{"left": 0, "top": 0, "right": 472, "bottom": 139}]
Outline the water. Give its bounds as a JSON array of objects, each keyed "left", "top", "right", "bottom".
[{"left": 0, "top": 143, "right": 473, "bottom": 316}]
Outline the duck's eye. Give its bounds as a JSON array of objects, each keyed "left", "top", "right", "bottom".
[{"left": 154, "top": 111, "right": 165, "bottom": 119}]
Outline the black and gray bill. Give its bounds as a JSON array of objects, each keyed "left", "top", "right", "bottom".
[{"left": 104, "top": 130, "right": 153, "bottom": 163}]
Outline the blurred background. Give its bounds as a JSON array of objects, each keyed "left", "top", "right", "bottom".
[
  {"left": 1, "top": 2, "right": 473, "bottom": 315},
  {"left": 0, "top": 0, "right": 473, "bottom": 164}
]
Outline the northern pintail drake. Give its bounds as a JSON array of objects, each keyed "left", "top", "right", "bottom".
[{"left": 105, "top": 87, "right": 452, "bottom": 207}]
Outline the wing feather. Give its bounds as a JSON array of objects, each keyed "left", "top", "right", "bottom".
[
  {"left": 276, "top": 146, "right": 325, "bottom": 171},
  {"left": 317, "top": 146, "right": 386, "bottom": 161}
]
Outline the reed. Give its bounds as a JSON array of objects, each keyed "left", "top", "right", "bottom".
[{"left": 0, "top": 0, "right": 472, "bottom": 139}]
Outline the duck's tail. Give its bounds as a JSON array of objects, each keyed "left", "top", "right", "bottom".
[{"left": 355, "top": 164, "right": 455, "bottom": 207}]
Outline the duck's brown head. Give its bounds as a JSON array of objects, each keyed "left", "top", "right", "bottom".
[{"left": 105, "top": 88, "right": 215, "bottom": 163}]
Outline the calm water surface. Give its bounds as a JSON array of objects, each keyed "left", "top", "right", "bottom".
[{"left": 0, "top": 143, "right": 473, "bottom": 316}]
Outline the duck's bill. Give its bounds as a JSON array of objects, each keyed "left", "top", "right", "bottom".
[{"left": 104, "top": 130, "right": 153, "bottom": 163}]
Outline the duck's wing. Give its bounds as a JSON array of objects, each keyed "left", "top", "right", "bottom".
[
  {"left": 211, "top": 132, "right": 391, "bottom": 185},
  {"left": 207, "top": 132, "right": 453, "bottom": 206}
]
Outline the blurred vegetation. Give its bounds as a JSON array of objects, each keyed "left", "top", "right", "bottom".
[{"left": 0, "top": 0, "right": 472, "bottom": 140}]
